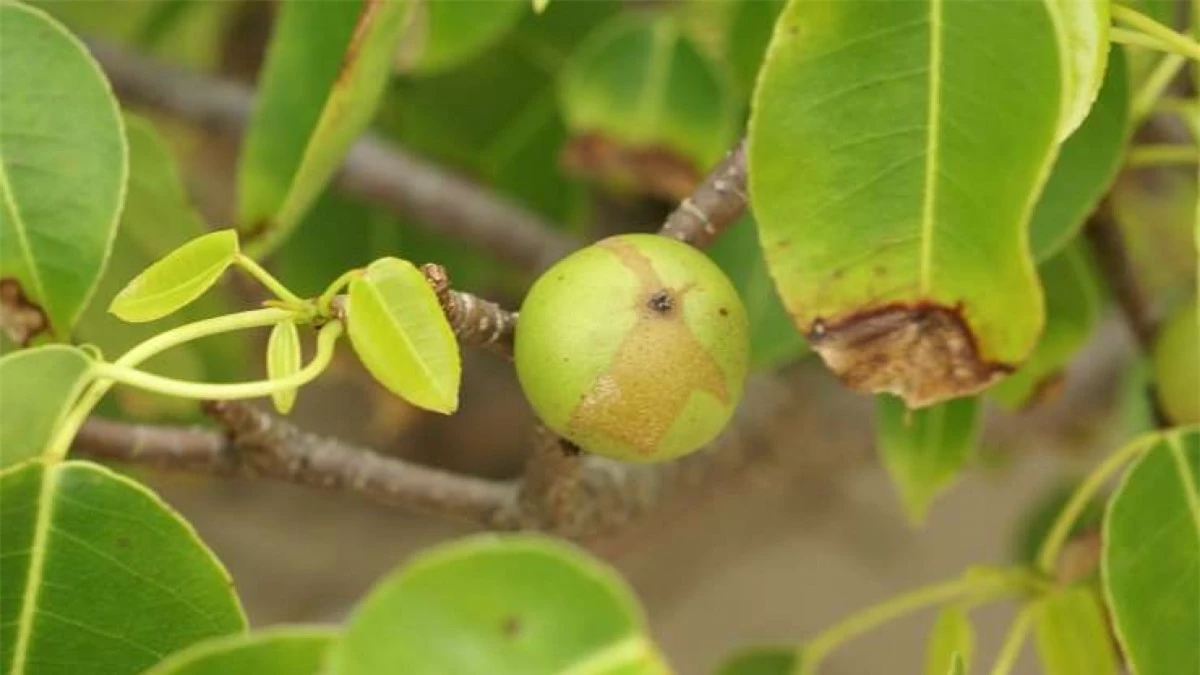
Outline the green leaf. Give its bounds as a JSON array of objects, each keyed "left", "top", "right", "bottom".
[
  {"left": 1153, "top": 297, "right": 1199, "bottom": 424},
  {"left": 327, "top": 534, "right": 667, "bottom": 674},
  {"left": 1103, "top": 429, "right": 1200, "bottom": 675},
  {"left": 78, "top": 115, "right": 244, "bottom": 420},
  {"left": 107, "top": 229, "right": 239, "bottom": 323},
  {"left": 1043, "top": 0, "right": 1109, "bottom": 140},
  {"left": 559, "top": 14, "right": 739, "bottom": 199},
  {"left": 925, "top": 607, "right": 973, "bottom": 675},
  {"left": 397, "top": 0, "right": 526, "bottom": 75},
  {"left": 238, "top": 0, "right": 412, "bottom": 255},
  {"left": 0, "top": 2, "right": 127, "bottom": 341},
  {"left": 144, "top": 627, "right": 335, "bottom": 675},
  {"left": 990, "top": 243, "right": 1101, "bottom": 409},
  {"left": 0, "top": 459, "right": 246, "bottom": 675},
  {"left": 1032, "top": 587, "right": 1118, "bottom": 675},
  {"left": 748, "top": 0, "right": 1063, "bottom": 407},
  {"left": 715, "top": 646, "right": 802, "bottom": 675},
  {"left": 347, "top": 257, "right": 460, "bottom": 413},
  {"left": 876, "top": 395, "right": 981, "bottom": 524},
  {"left": 725, "top": 0, "right": 785, "bottom": 97},
  {"left": 1029, "top": 47, "right": 1130, "bottom": 261},
  {"left": 0, "top": 346, "right": 93, "bottom": 469},
  {"left": 708, "top": 215, "right": 808, "bottom": 372},
  {"left": 947, "top": 653, "right": 965, "bottom": 675},
  {"left": 533, "top": 0, "right": 550, "bottom": 15},
  {"left": 267, "top": 320, "right": 302, "bottom": 415}
]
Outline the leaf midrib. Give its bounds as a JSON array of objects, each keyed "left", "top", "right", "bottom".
[
  {"left": 9, "top": 463, "right": 59, "bottom": 675},
  {"left": 0, "top": 154, "right": 49, "bottom": 315},
  {"left": 364, "top": 277, "right": 451, "bottom": 403},
  {"left": 918, "top": 0, "right": 943, "bottom": 295},
  {"left": 1167, "top": 433, "right": 1200, "bottom": 542}
]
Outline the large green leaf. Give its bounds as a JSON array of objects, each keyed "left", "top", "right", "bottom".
[
  {"left": 77, "top": 115, "right": 243, "bottom": 420},
  {"left": 1153, "top": 298, "right": 1199, "bottom": 424},
  {"left": 347, "top": 257, "right": 460, "bottom": 413},
  {"left": 559, "top": 14, "right": 739, "bottom": 199},
  {"left": 0, "top": 459, "right": 246, "bottom": 675},
  {"left": 107, "top": 229, "right": 239, "bottom": 323},
  {"left": 1032, "top": 587, "right": 1118, "bottom": 675},
  {"left": 708, "top": 215, "right": 808, "bottom": 372},
  {"left": 924, "top": 607, "right": 973, "bottom": 675},
  {"left": 876, "top": 395, "right": 981, "bottom": 524},
  {"left": 0, "top": 2, "right": 126, "bottom": 342},
  {"left": 238, "top": 0, "right": 412, "bottom": 255},
  {"left": 0, "top": 346, "right": 93, "bottom": 469},
  {"left": 326, "top": 534, "right": 667, "bottom": 674},
  {"left": 144, "top": 627, "right": 335, "bottom": 675},
  {"left": 715, "top": 647, "right": 802, "bottom": 675},
  {"left": 396, "top": 0, "right": 527, "bottom": 75},
  {"left": 748, "top": 0, "right": 1063, "bottom": 407},
  {"left": 1029, "top": 48, "right": 1130, "bottom": 261},
  {"left": 1103, "top": 429, "right": 1200, "bottom": 675},
  {"left": 990, "top": 243, "right": 1101, "bottom": 410}
]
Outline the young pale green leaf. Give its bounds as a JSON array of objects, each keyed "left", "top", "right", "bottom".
[
  {"left": 238, "top": 0, "right": 412, "bottom": 255},
  {"left": 79, "top": 115, "right": 244, "bottom": 420},
  {"left": 947, "top": 653, "right": 965, "bottom": 675},
  {"left": 0, "top": 459, "right": 246, "bottom": 675},
  {"left": 715, "top": 647, "right": 803, "bottom": 675},
  {"left": 1032, "top": 587, "right": 1118, "bottom": 675},
  {"left": 1043, "top": 0, "right": 1109, "bottom": 140},
  {"left": 108, "top": 229, "right": 239, "bottom": 323},
  {"left": 0, "top": 346, "right": 93, "bottom": 469},
  {"left": 559, "top": 14, "right": 738, "bottom": 200},
  {"left": 1029, "top": 48, "right": 1130, "bottom": 261},
  {"left": 708, "top": 215, "right": 808, "bottom": 372},
  {"left": 876, "top": 395, "right": 981, "bottom": 525},
  {"left": 924, "top": 607, "right": 973, "bottom": 675},
  {"left": 1152, "top": 298, "right": 1199, "bottom": 424},
  {"left": 990, "top": 243, "right": 1101, "bottom": 409},
  {"left": 144, "top": 627, "right": 336, "bottom": 675},
  {"left": 347, "top": 257, "right": 460, "bottom": 413},
  {"left": 749, "top": 0, "right": 1063, "bottom": 407},
  {"left": 396, "top": 0, "right": 526, "bottom": 75},
  {"left": 1103, "top": 429, "right": 1200, "bottom": 675},
  {"left": 326, "top": 534, "right": 667, "bottom": 674},
  {"left": 0, "top": 2, "right": 127, "bottom": 342},
  {"left": 266, "top": 320, "right": 302, "bottom": 414}
]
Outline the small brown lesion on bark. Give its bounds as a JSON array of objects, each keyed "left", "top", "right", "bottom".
[
  {"left": 806, "top": 302, "right": 1013, "bottom": 408},
  {"left": 0, "top": 278, "right": 50, "bottom": 346}
]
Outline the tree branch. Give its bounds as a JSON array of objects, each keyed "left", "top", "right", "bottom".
[
  {"left": 1084, "top": 204, "right": 1158, "bottom": 351},
  {"left": 658, "top": 138, "right": 749, "bottom": 247},
  {"left": 86, "top": 40, "right": 576, "bottom": 275},
  {"left": 422, "top": 263, "right": 517, "bottom": 358}
]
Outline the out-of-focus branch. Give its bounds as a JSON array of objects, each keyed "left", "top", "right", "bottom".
[
  {"left": 1084, "top": 204, "right": 1158, "bottom": 351},
  {"left": 87, "top": 40, "right": 576, "bottom": 274},
  {"left": 659, "top": 139, "right": 750, "bottom": 247}
]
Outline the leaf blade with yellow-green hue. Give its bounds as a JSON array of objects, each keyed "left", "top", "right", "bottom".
[
  {"left": 1044, "top": 0, "right": 1109, "bottom": 140},
  {"left": 749, "top": 0, "right": 1063, "bottom": 406},
  {"left": 267, "top": 320, "right": 302, "bottom": 415},
  {"left": 715, "top": 647, "right": 802, "bottom": 675},
  {"left": 1103, "top": 429, "right": 1200, "bottom": 675},
  {"left": 924, "top": 607, "right": 973, "bottom": 675},
  {"left": 1032, "top": 587, "right": 1118, "bottom": 675},
  {"left": 991, "top": 243, "right": 1100, "bottom": 409},
  {"left": 238, "top": 0, "right": 412, "bottom": 255},
  {"left": 1153, "top": 298, "right": 1199, "bottom": 424},
  {"left": 347, "top": 257, "right": 460, "bottom": 413},
  {"left": 1029, "top": 48, "right": 1129, "bottom": 261},
  {"left": 326, "top": 534, "right": 666, "bottom": 675},
  {"left": 0, "top": 2, "right": 127, "bottom": 340},
  {"left": 108, "top": 229, "right": 238, "bottom": 323},
  {"left": 144, "top": 627, "right": 335, "bottom": 675},
  {"left": 0, "top": 346, "right": 93, "bottom": 469},
  {"left": 397, "top": 0, "right": 526, "bottom": 75},
  {"left": 876, "top": 395, "right": 981, "bottom": 524},
  {"left": 0, "top": 459, "right": 246, "bottom": 675}
]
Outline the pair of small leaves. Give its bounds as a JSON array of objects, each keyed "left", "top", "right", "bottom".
[
  {"left": 347, "top": 257, "right": 461, "bottom": 414},
  {"left": 0, "top": 345, "right": 94, "bottom": 469},
  {"left": 0, "top": 459, "right": 246, "bottom": 675},
  {"left": 0, "top": 2, "right": 126, "bottom": 343}
]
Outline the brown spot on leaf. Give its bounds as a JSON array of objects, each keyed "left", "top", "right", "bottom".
[
  {"left": 338, "top": 0, "right": 385, "bottom": 83},
  {"left": 561, "top": 132, "right": 701, "bottom": 202},
  {"left": 501, "top": 615, "right": 522, "bottom": 638},
  {"left": 566, "top": 239, "right": 729, "bottom": 456},
  {"left": 0, "top": 279, "right": 49, "bottom": 346},
  {"left": 806, "top": 303, "right": 1012, "bottom": 407},
  {"left": 116, "top": 536, "right": 131, "bottom": 549}
]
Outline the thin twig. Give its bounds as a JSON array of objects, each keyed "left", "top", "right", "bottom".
[
  {"left": 86, "top": 40, "right": 576, "bottom": 274},
  {"left": 658, "top": 138, "right": 750, "bottom": 247},
  {"left": 421, "top": 264, "right": 517, "bottom": 358}
]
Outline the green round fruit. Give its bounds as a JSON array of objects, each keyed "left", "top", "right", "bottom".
[{"left": 515, "top": 233, "right": 749, "bottom": 463}]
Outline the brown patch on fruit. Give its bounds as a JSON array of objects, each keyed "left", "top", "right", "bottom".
[
  {"left": 0, "top": 279, "right": 49, "bottom": 346},
  {"left": 806, "top": 303, "right": 1012, "bottom": 408},
  {"left": 561, "top": 132, "right": 701, "bottom": 202},
  {"left": 566, "top": 239, "right": 729, "bottom": 456}
]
